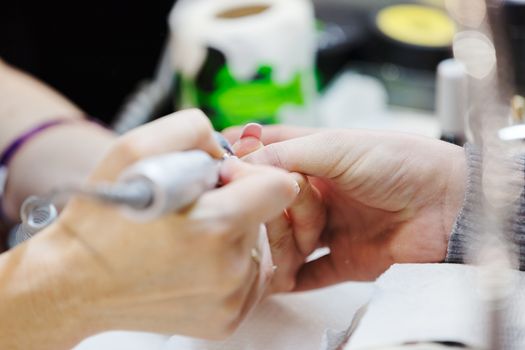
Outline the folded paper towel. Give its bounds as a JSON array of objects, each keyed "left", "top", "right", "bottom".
[{"left": 343, "top": 264, "right": 525, "bottom": 350}]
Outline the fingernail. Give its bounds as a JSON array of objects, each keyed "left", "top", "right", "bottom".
[
  {"left": 293, "top": 181, "right": 301, "bottom": 195},
  {"left": 232, "top": 137, "right": 264, "bottom": 157},
  {"left": 290, "top": 173, "right": 304, "bottom": 195},
  {"left": 241, "top": 123, "right": 262, "bottom": 140},
  {"left": 214, "top": 132, "right": 235, "bottom": 156}
]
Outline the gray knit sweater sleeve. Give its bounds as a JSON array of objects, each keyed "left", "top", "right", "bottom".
[{"left": 445, "top": 144, "right": 525, "bottom": 270}]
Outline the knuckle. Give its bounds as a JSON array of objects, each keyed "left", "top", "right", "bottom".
[
  {"left": 263, "top": 143, "right": 286, "bottom": 168},
  {"left": 192, "top": 205, "right": 239, "bottom": 239},
  {"left": 217, "top": 201, "right": 242, "bottom": 224},
  {"left": 113, "top": 137, "right": 144, "bottom": 163},
  {"left": 214, "top": 253, "right": 253, "bottom": 295},
  {"left": 205, "top": 216, "right": 238, "bottom": 240},
  {"left": 251, "top": 169, "right": 295, "bottom": 203},
  {"left": 280, "top": 178, "right": 298, "bottom": 200},
  {"left": 183, "top": 107, "right": 208, "bottom": 121},
  {"left": 269, "top": 230, "right": 291, "bottom": 251},
  {"left": 268, "top": 170, "right": 296, "bottom": 197},
  {"left": 193, "top": 196, "right": 246, "bottom": 237},
  {"left": 181, "top": 108, "right": 213, "bottom": 136},
  {"left": 219, "top": 261, "right": 250, "bottom": 292},
  {"left": 205, "top": 208, "right": 242, "bottom": 237},
  {"left": 245, "top": 143, "right": 283, "bottom": 167}
]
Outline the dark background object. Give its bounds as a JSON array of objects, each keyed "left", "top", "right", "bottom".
[
  {"left": 503, "top": 0, "right": 525, "bottom": 96},
  {"left": 347, "top": 61, "right": 437, "bottom": 110},
  {"left": 0, "top": 0, "right": 176, "bottom": 124},
  {"left": 334, "top": 2, "right": 454, "bottom": 110},
  {"left": 362, "top": 2, "right": 453, "bottom": 72},
  {"left": 312, "top": 1, "right": 454, "bottom": 111},
  {"left": 0, "top": 0, "right": 449, "bottom": 121},
  {"left": 314, "top": 2, "right": 370, "bottom": 89},
  {"left": 3, "top": 0, "right": 520, "bottom": 121}
]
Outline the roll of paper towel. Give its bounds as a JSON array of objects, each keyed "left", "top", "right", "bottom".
[{"left": 169, "top": 0, "right": 317, "bottom": 130}]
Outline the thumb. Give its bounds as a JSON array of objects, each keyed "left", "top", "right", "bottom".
[{"left": 293, "top": 255, "right": 343, "bottom": 292}]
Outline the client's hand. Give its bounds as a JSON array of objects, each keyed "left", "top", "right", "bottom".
[
  {"left": 224, "top": 125, "right": 466, "bottom": 292},
  {"left": 2, "top": 110, "right": 299, "bottom": 350}
]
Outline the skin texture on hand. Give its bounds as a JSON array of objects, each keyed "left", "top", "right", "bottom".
[
  {"left": 224, "top": 125, "right": 467, "bottom": 292},
  {"left": 0, "top": 111, "right": 299, "bottom": 350}
]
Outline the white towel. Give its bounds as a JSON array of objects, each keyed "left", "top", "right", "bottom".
[{"left": 344, "top": 264, "right": 525, "bottom": 350}]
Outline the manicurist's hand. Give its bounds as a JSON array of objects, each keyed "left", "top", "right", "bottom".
[
  {"left": 224, "top": 125, "right": 467, "bottom": 292},
  {"left": 0, "top": 110, "right": 299, "bottom": 350}
]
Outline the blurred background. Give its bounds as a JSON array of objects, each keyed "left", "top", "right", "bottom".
[{"left": 1, "top": 0, "right": 523, "bottom": 140}]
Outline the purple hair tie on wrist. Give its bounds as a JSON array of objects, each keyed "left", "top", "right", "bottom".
[
  {"left": 0, "top": 119, "right": 73, "bottom": 167},
  {"left": 0, "top": 118, "right": 76, "bottom": 224}
]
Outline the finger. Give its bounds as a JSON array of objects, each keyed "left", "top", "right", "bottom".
[
  {"left": 244, "top": 130, "right": 362, "bottom": 179},
  {"left": 293, "top": 254, "right": 344, "bottom": 292},
  {"left": 223, "top": 124, "right": 319, "bottom": 146},
  {"left": 92, "top": 109, "right": 224, "bottom": 181},
  {"left": 294, "top": 244, "right": 393, "bottom": 291},
  {"left": 264, "top": 174, "right": 326, "bottom": 293},
  {"left": 265, "top": 212, "right": 299, "bottom": 293},
  {"left": 240, "top": 123, "right": 263, "bottom": 139},
  {"left": 191, "top": 159, "right": 300, "bottom": 232},
  {"left": 232, "top": 123, "right": 264, "bottom": 158},
  {"left": 287, "top": 173, "right": 326, "bottom": 256}
]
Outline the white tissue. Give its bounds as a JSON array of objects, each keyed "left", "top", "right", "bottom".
[
  {"left": 344, "top": 264, "right": 525, "bottom": 350},
  {"left": 169, "top": 0, "right": 315, "bottom": 83}
]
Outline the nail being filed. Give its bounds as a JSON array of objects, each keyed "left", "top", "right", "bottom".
[{"left": 214, "top": 132, "right": 235, "bottom": 157}]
